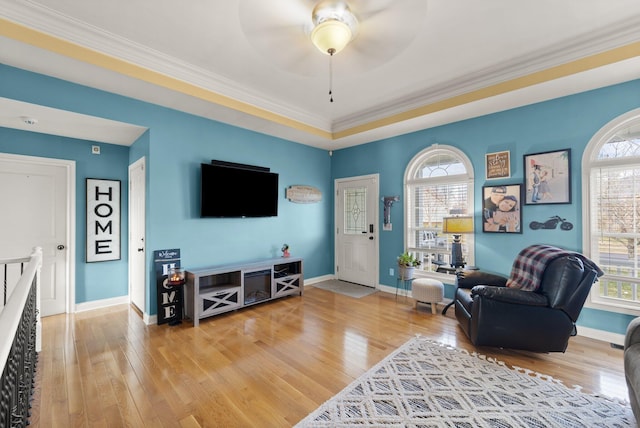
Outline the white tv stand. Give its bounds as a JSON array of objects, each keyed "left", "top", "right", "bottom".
[{"left": 184, "top": 257, "right": 303, "bottom": 326}]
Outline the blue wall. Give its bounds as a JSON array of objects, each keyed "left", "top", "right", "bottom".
[
  {"left": 0, "top": 127, "right": 130, "bottom": 302},
  {"left": 0, "top": 64, "right": 333, "bottom": 314},
  {"left": 1, "top": 62, "right": 638, "bottom": 335},
  {"left": 331, "top": 78, "right": 640, "bottom": 335}
]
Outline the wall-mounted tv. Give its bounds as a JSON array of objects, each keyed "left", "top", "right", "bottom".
[{"left": 200, "top": 160, "right": 279, "bottom": 218}]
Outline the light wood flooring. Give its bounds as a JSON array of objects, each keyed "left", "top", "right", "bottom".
[{"left": 28, "top": 284, "right": 629, "bottom": 427}]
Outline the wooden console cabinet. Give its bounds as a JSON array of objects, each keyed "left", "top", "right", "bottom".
[{"left": 184, "top": 257, "right": 303, "bottom": 326}]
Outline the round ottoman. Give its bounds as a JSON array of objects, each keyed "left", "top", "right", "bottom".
[{"left": 412, "top": 278, "right": 444, "bottom": 314}]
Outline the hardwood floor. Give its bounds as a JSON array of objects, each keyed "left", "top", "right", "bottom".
[{"left": 29, "top": 284, "right": 628, "bottom": 427}]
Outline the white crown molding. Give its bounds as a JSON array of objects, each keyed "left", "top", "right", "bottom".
[
  {"left": 2, "top": 0, "right": 639, "bottom": 138},
  {"left": 74, "top": 295, "right": 129, "bottom": 313},
  {"left": 333, "top": 15, "right": 640, "bottom": 131},
  {"left": 1, "top": 0, "right": 332, "bottom": 131}
]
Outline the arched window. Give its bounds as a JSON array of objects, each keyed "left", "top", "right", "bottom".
[
  {"left": 583, "top": 108, "right": 640, "bottom": 313},
  {"left": 404, "top": 145, "right": 475, "bottom": 276}
]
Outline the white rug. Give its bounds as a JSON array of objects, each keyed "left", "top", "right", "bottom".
[
  {"left": 312, "top": 280, "right": 377, "bottom": 299},
  {"left": 296, "top": 336, "right": 635, "bottom": 427}
]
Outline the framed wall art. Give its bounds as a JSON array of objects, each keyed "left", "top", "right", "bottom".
[
  {"left": 524, "top": 149, "right": 571, "bottom": 205},
  {"left": 86, "top": 178, "right": 121, "bottom": 262},
  {"left": 485, "top": 150, "right": 511, "bottom": 179},
  {"left": 482, "top": 184, "right": 523, "bottom": 233}
]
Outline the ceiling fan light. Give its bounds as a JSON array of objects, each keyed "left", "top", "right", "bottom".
[{"left": 311, "top": 19, "right": 352, "bottom": 55}]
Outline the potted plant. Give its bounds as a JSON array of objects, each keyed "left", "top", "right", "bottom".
[{"left": 397, "top": 252, "right": 421, "bottom": 279}]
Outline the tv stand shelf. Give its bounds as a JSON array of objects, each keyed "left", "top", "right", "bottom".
[{"left": 185, "top": 257, "right": 303, "bottom": 326}]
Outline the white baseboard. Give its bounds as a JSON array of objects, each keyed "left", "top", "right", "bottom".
[
  {"left": 576, "top": 325, "right": 625, "bottom": 347},
  {"left": 74, "top": 295, "right": 129, "bottom": 313},
  {"left": 378, "top": 283, "right": 402, "bottom": 295},
  {"left": 75, "top": 295, "right": 158, "bottom": 325}
]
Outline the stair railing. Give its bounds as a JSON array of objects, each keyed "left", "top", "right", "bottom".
[{"left": 0, "top": 247, "right": 42, "bottom": 428}]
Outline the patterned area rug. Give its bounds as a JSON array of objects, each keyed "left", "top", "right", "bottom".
[
  {"left": 312, "top": 280, "right": 377, "bottom": 299},
  {"left": 296, "top": 336, "right": 635, "bottom": 427}
]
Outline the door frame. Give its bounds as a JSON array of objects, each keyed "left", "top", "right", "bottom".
[
  {"left": 128, "top": 156, "right": 147, "bottom": 320},
  {"left": 0, "top": 152, "right": 75, "bottom": 314},
  {"left": 334, "top": 174, "right": 380, "bottom": 287}
]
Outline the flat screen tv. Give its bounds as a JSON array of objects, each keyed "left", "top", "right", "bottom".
[{"left": 200, "top": 161, "right": 279, "bottom": 218}]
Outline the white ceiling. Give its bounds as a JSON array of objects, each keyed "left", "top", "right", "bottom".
[{"left": 1, "top": 0, "right": 639, "bottom": 150}]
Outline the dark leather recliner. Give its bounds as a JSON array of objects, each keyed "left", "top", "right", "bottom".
[{"left": 454, "top": 254, "right": 600, "bottom": 352}]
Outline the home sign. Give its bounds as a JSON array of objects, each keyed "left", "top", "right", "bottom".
[{"left": 86, "top": 178, "right": 121, "bottom": 262}]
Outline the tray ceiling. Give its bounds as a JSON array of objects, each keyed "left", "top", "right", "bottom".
[{"left": 1, "top": 0, "right": 639, "bottom": 149}]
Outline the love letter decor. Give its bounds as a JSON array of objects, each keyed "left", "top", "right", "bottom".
[{"left": 86, "top": 178, "right": 121, "bottom": 262}]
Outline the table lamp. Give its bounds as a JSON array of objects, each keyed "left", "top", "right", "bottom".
[{"left": 442, "top": 216, "right": 474, "bottom": 268}]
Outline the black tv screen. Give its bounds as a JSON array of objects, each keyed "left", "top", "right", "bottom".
[{"left": 200, "top": 162, "right": 278, "bottom": 218}]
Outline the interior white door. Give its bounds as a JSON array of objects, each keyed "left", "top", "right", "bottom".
[
  {"left": 129, "top": 157, "right": 146, "bottom": 313},
  {"left": 335, "top": 175, "right": 379, "bottom": 287},
  {"left": 0, "top": 156, "right": 69, "bottom": 316}
]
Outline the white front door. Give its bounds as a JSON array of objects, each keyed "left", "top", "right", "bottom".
[
  {"left": 0, "top": 154, "right": 73, "bottom": 316},
  {"left": 129, "top": 157, "right": 146, "bottom": 314},
  {"left": 335, "top": 175, "right": 379, "bottom": 287}
]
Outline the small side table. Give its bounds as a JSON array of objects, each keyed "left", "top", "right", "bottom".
[{"left": 396, "top": 277, "right": 414, "bottom": 301}]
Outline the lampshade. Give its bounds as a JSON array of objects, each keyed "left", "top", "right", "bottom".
[
  {"left": 442, "top": 216, "right": 474, "bottom": 234},
  {"left": 311, "top": 20, "right": 352, "bottom": 55},
  {"left": 443, "top": 216, "right": 473, "bottom": 269}
]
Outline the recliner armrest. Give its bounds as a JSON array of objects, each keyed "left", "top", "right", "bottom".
[
  {"left": 471, "top": 285, "right": 549, "bottom": 306},
  {"left": 457, "top": 270, "right": 508, "bottom": 289}
]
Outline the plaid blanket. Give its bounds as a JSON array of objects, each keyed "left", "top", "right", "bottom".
[{"left": 506, "top": 244, "right": 603, "bottom": 291}]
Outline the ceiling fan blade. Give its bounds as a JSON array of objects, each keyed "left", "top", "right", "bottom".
[
  {"left": 240, "top": 0, "right": 327, "bottom": 75},
  {"left": 345, "top": 0, "right": 428, "bottom": 71},
  {"left": 240, "top": 0, "right": 312, "bottom": 37},
  {"left": 239, "top": 0, "right": 428, "bottom": 75},
  {"left": 348, "top": 0, "right": 395, "bottom": 22}
]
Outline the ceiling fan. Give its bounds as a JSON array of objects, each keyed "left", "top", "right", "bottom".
[{"left": 238, "top": 0, "right": 428, "bottom": 77}]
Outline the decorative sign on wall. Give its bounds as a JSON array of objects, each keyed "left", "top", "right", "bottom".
[
  {"left": 154, "top": 249, "right": 182, "bottom": 325},
  {"left": 485, "top": 151, "right": 511, "bottom": 180},
  {"left": 286, "top": 185, "right": 322, "bottom": 203},
  {"left": 382, "top": 196, "right": 400, "bottom": 231},
  {"left": 529, "top": 215, "right": 574, "bottom": 231},
  {"left": 86, "top": 178, "right": 121, "bottom": 262}
]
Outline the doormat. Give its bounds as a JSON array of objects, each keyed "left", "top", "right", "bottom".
[{"left": 312, "top": 280, "right": 377, "bottom": 299}]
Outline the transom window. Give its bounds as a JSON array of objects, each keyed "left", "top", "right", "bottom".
[
  {"left": 583, "top": 109, "right": 640, "bottom": 313},
  {"left": 404, "top": 145, "right": 474, "bottom": 275}
]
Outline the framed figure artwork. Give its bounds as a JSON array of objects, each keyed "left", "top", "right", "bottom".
[
  {"left": 482, "top": 184, "right": 523, "bottom": 233},
  {"left": 524, "top": 149, "right": 571, "bottom": 205}
]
